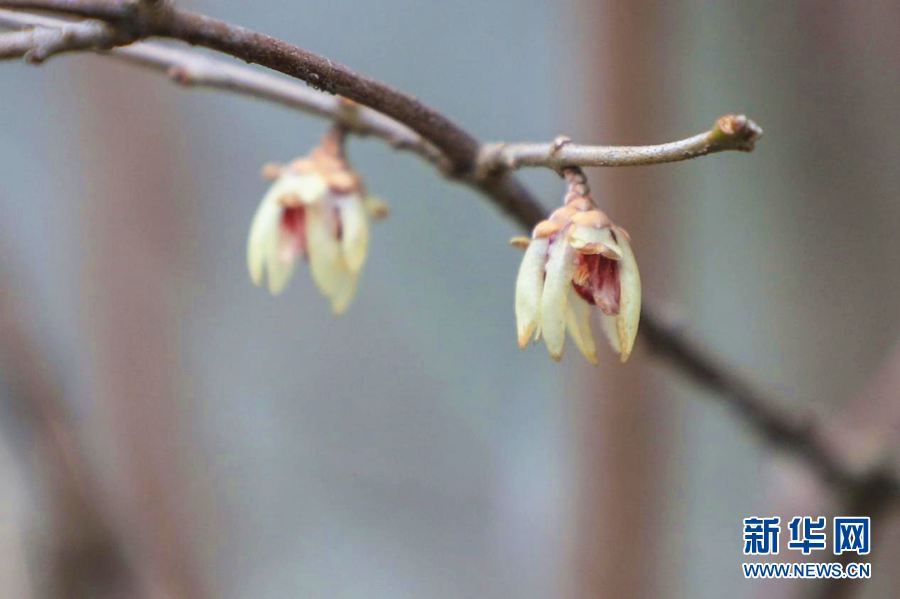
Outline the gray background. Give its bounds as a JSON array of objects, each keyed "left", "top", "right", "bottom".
[{"left": 1, "top": 1, "right": 899, "bottom": 598}]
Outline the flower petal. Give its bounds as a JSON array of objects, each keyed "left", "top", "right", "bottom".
[
  {"left": 247, "top": 194, "right": 280, "bottom": 287},
  {"left": 288, "top": 172, "right": 330, "bottom": 205},
  {"left": 540, "top": 239, "right": 576, "bottom": 361},
  {"left": 567, "top": 225, "right": 622, "bottom": 259},
  {"left": 515, "top": 237, "right": 548, "bottom": 349},
  {"left": 600, "top": 313, "right": 621, "bottom": 353},
  {"left": 247, "top": 192, "right": 282, "bottom": 288},
  {"left": 337, "top": 195, "right": 370, "bottom": 273},
  {"left": 329, "top": 265, "right": 359, "bottom": 315},
  {"left": 306, "top": 204, "right": 343, "bottom": 297},
  {"left": 264, "top": 227, "right": 297, "bottom": 295},
  {"left": 612, "top": 227, "right": 641, "bottom": 362},
  {"left": 566, "top": 290, "right": 598, "bottom": 364}
]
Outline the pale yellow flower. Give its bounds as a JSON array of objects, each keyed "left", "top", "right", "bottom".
[
  {"left": 514, "top": 177, "right": 640, "bottom": 363},
  {"left": 247, "top": 129, "right": 388, "bottom": 314}
]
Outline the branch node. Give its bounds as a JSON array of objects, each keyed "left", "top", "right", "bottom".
[
  {"left": 712, "top": 114, "right": 764, "bottom": 152},
  {"left": 551, "top": 135, "right": 571, "bottom": 155},
  {"left": 474, "top": 142, "right": 508, "bottom": 180},
  {"left": 335, "top": 97, "right": 364, "bottom": 133},
  {"left": 166, "top": 64, "right": 194, "bottom": 85}
]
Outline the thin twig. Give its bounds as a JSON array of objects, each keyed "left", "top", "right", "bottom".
[
  {"left": 0, "top": 10, "right": 447, "bottom": 169},
  {"left": 0, "top": 16, "right": 132, "bottom": 62},
  {"left": 2, "top": 1, "right": 897, "bottom": 518},
  {"left": 479, "top": 115, "right": 763, "bottom": 172},
  {"left": 0, "top": 0, "right": 139, "bottom": 21},
  {"left": 0, "top": 3, "right": 762, "bottom": 174},
  {"left": 0, "top": 14, "right": 762, "bottom": 173},
  {"left": 2, "top": 0, "right": 486, "bottom": 170}
]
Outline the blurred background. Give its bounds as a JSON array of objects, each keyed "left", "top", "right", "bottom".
[{"left": 1, "top": 1, "right": 899, "bottom": 597}]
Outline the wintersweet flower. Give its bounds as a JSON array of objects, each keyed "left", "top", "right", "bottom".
[
  {"left": 514, "top": 171, "right": 640, "bottom": 363},
  {"left": 247, "top": 128, "right": 388, "bottom": 314}
]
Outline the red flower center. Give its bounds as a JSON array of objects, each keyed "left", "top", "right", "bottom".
[
  {"left": 279, "top": 206, "right": 307, "bottom": 261},
  {"left": 572, "top": 253, "right": 621, "bottom": 315}
]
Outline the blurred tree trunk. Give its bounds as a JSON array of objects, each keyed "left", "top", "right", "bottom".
[
  {"left": 74, "top": 62, "right": 212, "bottom": 599},
  {"left": 566, "top": 1, "right": 900, "bottom": 598},
  {"left": 567, "top": 2, "right": 678, "bottom": 598},
  {"left": 0, "top": 267, "right": 131, "bottom": 599}
]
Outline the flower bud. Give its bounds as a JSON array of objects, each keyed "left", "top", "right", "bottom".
[
  {"left": 247, "top": 128, "right": 386, "bottom": 314},
  {"left": 514, "top": 170, "right": 640, "bottom": 363}
]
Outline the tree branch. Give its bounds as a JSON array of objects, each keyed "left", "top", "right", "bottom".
[
  {"left": 3, "top": 1, "right": 897, "bottom": 523},
  {"left": 0, "top": 0, "right": 149, "bottom": 22},
  {"left": 155, "top": 6, "right": 485, "bottom": 175},
  {"left": 0, "top": 15, "right": 132, "bottom": 62},
  {"left": 0, "top": 5, "right": 549, "bottom": 226},
  {"left": 479, "top": 114, "right": 763, "bottom": 172},
  {"left": 0, "top": 2, "right": 763, "bottom": 174},
  {"left": 0, "top": 10, "right": 447, "bottom": 169},
  {"left": 640, "top": 313, "right": 900, "bottom": 495}
]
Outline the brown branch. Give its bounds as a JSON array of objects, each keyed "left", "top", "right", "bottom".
[
  {"left": 155, "top": 6, "right": 484, "bottom": 175},
  {"left": 641, "top": 313, "right": 900, "bottom": 495},
  {"left": 644, "top": 312, "right": 900, "bottom": 599},
  {"left": 5, "top": 0, "right": 486, "bottom": 170},
  {"left": 0, "top": 2, "right": 764, "bottom": 174},
  {"left": 0, "top": 10, "right": 447, "bottom": 169},
  {"left": 3, "top": 1, "right": 897, "bottom": 523},
  {"left": 0, "top": 8, "right": 545, "bottom": 227}
]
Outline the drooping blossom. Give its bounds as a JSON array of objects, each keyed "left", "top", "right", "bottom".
[
  {"left": 247, "top": 128, "right": 388, "bottom": 314},
  {"left": 514, "top": 169, "right": 640, "bottom": 363}
]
